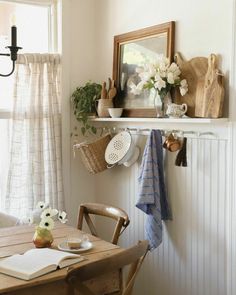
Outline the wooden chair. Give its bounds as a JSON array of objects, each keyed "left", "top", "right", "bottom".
[
  {"left": 66, "top": 240, "right": 149, "bottom": 295},
  {"left": 0, "top": 212, "right": 19, "bottom": 228},
  {"left": 77, "top": 203, "right": 130, "bottom": 245}
]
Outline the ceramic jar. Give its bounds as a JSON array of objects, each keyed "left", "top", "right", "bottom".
[{"left": 97, "top": 99, "right": 114, "bottom": 117}]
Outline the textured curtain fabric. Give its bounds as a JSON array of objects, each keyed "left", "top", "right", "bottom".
[{"left": 3, "top": 53, "right": 64, "bottom": 217}]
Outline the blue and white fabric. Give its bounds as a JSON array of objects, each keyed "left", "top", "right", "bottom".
[{"left": 136, "top": 129, "right": 171, "bottom": 250}]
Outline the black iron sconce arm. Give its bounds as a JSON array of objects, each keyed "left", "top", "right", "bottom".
[{"left": 0, "top": 45, "right": 22, "bottom": 77}]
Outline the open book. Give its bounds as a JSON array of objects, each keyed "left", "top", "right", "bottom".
[{"left": 0, "top": 248, "right": 85, "bottom": 280}]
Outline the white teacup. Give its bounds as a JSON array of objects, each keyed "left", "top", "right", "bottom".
[
  {"left": 66, "top": 234, "right": 89, "bottom": 249},
  {"left": 166, "top": 103, "right": 188, "bottom": 118},
  {"left": 67, "top": 237, "right": 82, "bottom": 249},
  {"left": 108, "top": 108, "right": 123, "bottom": 118}
]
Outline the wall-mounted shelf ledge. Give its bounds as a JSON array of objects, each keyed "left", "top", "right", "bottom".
[
  {"left": 86, "top": 117, "right": 230, "bottom": 140},
  {"left": 91, "top": 117, "right": 228, "bottom": 124}
]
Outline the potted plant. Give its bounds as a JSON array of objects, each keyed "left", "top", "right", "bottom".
[{"left": 71, "top": 81, "right": 102, "bottom": 135}]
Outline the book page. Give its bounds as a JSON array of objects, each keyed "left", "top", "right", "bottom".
[
  {"left": 23, "top": 248, "right": 81, "bottom": 265},
  {"left": 0, "top": 254, "right": 56, "bottom": 280}
]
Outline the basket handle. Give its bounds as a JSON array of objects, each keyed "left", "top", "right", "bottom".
[
  {"left": 73, "top": 143, "right": 88, "bottom": 158},
  {"left": 107, "top": 163, "right": 117, "bottom": 169},
  {"left": 73, "top": 142, "right": 88, "bottom": 149}
]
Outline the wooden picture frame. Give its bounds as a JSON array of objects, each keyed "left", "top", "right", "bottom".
[{"left": 113, "top": 21, "right": 175, "bottom": 117}]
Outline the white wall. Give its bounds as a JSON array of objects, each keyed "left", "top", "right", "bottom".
[
  {"left": 61, "top": 0, "right": 98, "bottom": 224},
  {"left": 62, "top": 0, "right": 236, "bottom": 294},
  {"left": 94, "top": 0, "right": 231, "bottom": 81},
  {"left": 93, "top": 1, "right": 233, "bottom": 295}
]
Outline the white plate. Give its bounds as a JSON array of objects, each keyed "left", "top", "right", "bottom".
[{"left": 57, "top": 241, "right": 93, "bottom": 253}]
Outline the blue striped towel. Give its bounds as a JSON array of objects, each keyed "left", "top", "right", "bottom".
[{"left": 136, "top": 129, "right": 171, "bottom": 250}]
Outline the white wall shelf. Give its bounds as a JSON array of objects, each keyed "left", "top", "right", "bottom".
[
  {"left": 89, "top": 117, "right": 229, "bottom": 139},
  {"left": 91, "top": 117, "right": 228, "bottom": 124}
]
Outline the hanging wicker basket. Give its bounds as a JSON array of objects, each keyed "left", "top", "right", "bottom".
[{"left": 74, "top": 134, "right": 111, "bottom": 174}]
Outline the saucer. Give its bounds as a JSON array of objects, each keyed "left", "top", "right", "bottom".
[{"left": 57, "top": 241, "right": 93, "bottom": 253}]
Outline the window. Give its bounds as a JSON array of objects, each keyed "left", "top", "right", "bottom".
[
  {"left": 0, "top": 0, "right": 57, "bottom": 53},
  {"left": 0, "top": 0, "right": 58, "bottom": 213},
  {"left": 0, "top": 2, "right": 50, "bottom": 53},
  {"left": 0, "top": 0, "right": 57, "bottom": 111}
]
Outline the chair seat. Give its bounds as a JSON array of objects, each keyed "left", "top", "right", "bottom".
[{"left": 66, "top": 240, "right": 149, "bottom": 295}]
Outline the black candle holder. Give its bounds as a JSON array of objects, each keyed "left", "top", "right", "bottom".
[{"left": 0, "top": 45, "right": 22, "bottom": 77}]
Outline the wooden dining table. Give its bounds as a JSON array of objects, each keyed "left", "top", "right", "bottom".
[{"left": 0, "top": 223, "right": 123, "bottom": 295}]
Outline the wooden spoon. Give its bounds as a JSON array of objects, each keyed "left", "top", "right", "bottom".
[{"left": 101, "top": 81, "right": 107, "bottom": 100}]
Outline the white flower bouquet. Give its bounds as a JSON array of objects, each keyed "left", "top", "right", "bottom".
[
  {"left": 35, "top": 201, "right": 68, "bottom": 229},
  {"left": 129, "top": 54, "right": 188, "bottom": 103},
  {"left": 24, "top": 201, "right": 68, "bottom": 248}
]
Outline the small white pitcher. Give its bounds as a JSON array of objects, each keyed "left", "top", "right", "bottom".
[{"left": 166, "top": 103, "right": 188, "bottom": 118}]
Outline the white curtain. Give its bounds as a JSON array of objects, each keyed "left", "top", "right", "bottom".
[{"left": 4, "top": 53, "right": 64, "bottom": 217}]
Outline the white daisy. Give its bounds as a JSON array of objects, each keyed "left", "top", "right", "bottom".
[
  {"left": 36, "top": 201, "right": 47, "bottom": 210},
  {"left": 58, "top": 211, "right": 68, "bottom": 224},
  {"left": 40, "top": 208, "right": 58, "bottom": 219},
  {"left": 39, "top": 217, "right": 55, "bottom": 231},
  {"left": 21, "top": 216, "right": 33, "bottom": 225}
]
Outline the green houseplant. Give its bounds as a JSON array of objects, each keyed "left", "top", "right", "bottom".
[{"left": 71, "top": 82, "right": 102, "bottom": 135}]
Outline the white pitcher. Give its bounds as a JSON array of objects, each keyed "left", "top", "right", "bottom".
[{"left": 166, "top": 103, "right": 188, "bottom": 118}]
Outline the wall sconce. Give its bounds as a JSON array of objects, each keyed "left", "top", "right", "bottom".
[{"left": 0, "top": 26, "right": 22, "bottom": 77}]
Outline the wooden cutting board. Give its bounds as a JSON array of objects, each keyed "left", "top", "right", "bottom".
[
  {"left": 195, "top": 54, "right": 224, "bottom": 118},
  {"left": 174, "top": 52, "right": 208, "bottom": 117}
]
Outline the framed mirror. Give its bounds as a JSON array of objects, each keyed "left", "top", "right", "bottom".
[{"left": 113, "top": 21, "right": 175, "bottom": 117}]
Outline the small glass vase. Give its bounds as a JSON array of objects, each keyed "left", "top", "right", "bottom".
[
  {"left": 33, "top": 226, "right": 53, "bottom": 248},
  {"left": 155, "top": 91, "right": 172, "bottom": 118}
]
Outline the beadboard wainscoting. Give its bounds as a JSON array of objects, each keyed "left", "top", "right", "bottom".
[
  {"left": 94, "top": 132, "right": 229, "bottom": 295},
  {"left": 227, "top": 123, "right": 236, "bottom": 295}
]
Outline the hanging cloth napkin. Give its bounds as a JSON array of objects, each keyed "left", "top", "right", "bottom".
[{"left": 136, "top": 130, "right": 171, "bottom": 250}]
